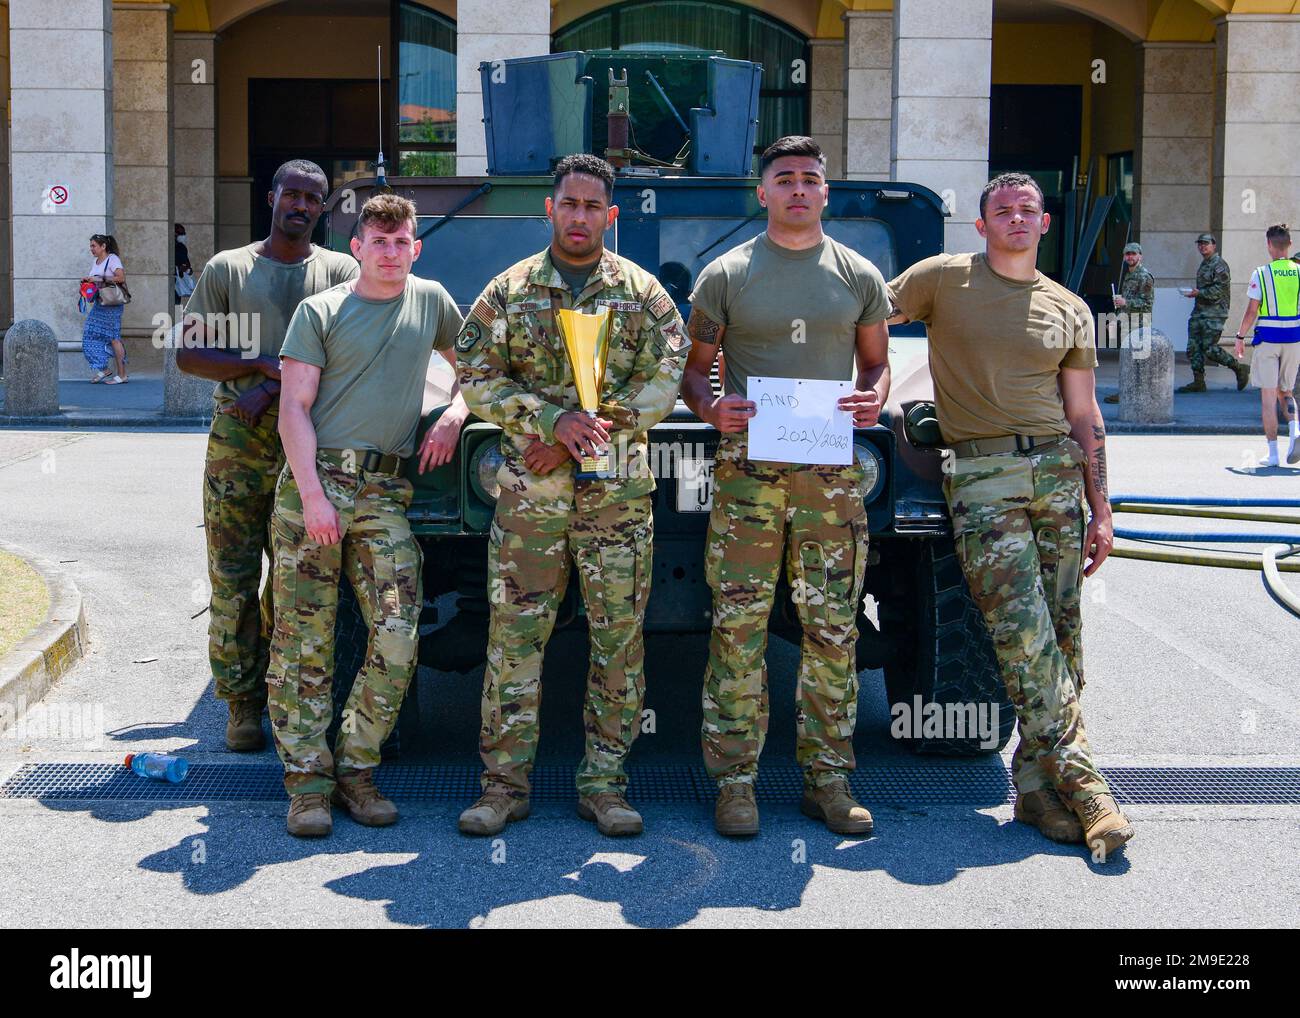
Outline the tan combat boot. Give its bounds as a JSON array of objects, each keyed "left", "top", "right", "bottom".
[
  {"left": 800, "top": 778, "right": 874, "bottom": 835},
  {"left": 332, "top": 771, "right": 399, "bottom": 827},
  {"left": 1074, "top": 793, "right": 1135, "bottom": 859},
  {"left": 1014, "top": 788, "right": 1084, "bottom": 843},
  {"left": 714, "top": 783, "right": 759, "bottom": 837},
  {"left": 286, "top": 792, "right": 332, "bottom": 838},
  {"left": 458, "top": 791, "right": 530, "bottom": 836},
  {"left": 1176, "top": 370, "right": 1206, "bottom": 393},
  {"left": 225, "top": 699, "right": 265, "bottom": 752},
  {"left": 577, "top": 791, "right": 644, "bottom": 836},
  {"left": 1234, "top": 361, "right": 1251, "bottom": 390}
]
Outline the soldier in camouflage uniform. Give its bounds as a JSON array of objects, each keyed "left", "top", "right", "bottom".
[
  {"left": 1179, "top": 233, "right": 1250, "bottom": 393},
  {"left": 269, "top": 194, "right": 466, "bottom": 837},
  {"left": 181, "top": 160, "right": 358, "bottom": 752},
  {"left": 682, "top": 136, "right": 890, "bottom": 838},
  {"left": 456, "top": 154, "right": 688, "bottom": 839},
  {"left": 1103, "top": 242, "right": 1154, "bottom": 404},
  {"left": 889, "top": 172, "right": 1135, "bottom": 860}
]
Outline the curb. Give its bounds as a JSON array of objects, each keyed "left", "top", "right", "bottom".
[
  {"left": 0, "top": 541, "right": 88, "bottom": 734},
  {"left": 0, "top": 413, "right": 209, "bottom": 429}
]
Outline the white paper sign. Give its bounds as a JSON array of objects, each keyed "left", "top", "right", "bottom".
[{"left": 746, "top": 376, "right": 853, "bottom": 465}]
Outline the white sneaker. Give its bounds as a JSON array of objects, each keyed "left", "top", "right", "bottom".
[
  {"left": 1259, "top": 449, "right": 1279, "bottom": 467},
  {"left": 1288, "top": 435, "right": 1300, "bottom": 465}
]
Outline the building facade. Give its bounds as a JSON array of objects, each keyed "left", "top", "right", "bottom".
[{"left": 3, "top": 0, "right": 1298, "bottom": 377}]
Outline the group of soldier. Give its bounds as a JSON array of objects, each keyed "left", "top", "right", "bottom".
[
  {"left": 1108, "top": 228, "right": 1300, "bottom": 466},
  {"left": 180, "top": 136, "right": 1138, "bottom": 861}
]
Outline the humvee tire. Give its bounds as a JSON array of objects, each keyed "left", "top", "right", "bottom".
[
  {"left": 875, "top": 535, "right": 1013, "bottom": 755},
  {"left": 330, "top": 578, "right": 421, "bottom": 758}
]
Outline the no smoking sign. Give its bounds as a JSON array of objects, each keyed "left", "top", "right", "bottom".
[{"left": 41, "top": 184, "right": 70, "bottom": 213}]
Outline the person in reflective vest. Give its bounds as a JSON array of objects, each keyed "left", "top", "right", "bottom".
[{"left": 1234, "top": 224, "right": 1300, "bottom": 466}]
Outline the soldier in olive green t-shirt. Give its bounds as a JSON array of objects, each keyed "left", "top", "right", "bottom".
[
  {"left": 679, "top": 137, "right": 891, "bottom": 839},
  {"left": 279, "top": 276, "right": 462, "bottom": 459},
  {"left": 178, "top": 159, "right": 358, "bottom": 752},
  {"left": 268, "top": 194, "right": 466, "bottom": 837}
]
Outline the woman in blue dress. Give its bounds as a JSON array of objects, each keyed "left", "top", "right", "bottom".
[{"left": 81, "top": 234, "right": 129, "bottom": 384}]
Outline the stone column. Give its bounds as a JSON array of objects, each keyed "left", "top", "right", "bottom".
[
  {"left": 112, "top": 1, "right": 173, "bottom": 377},
  {"left": 173, "top": 32, "right": 216, "bottom": 273},
  {"left": 843, "top": 10, "right": 890, "bottom": 181},
  {"left": 455, "top": 0, "right": 551, "bottom": 175},
  {"left": 808, "top": 39, "right": 844, "bottom": 179},
  {"left": 1211, "top": 15, "right": 1300, "bottom": 331},
  {"left": 1134, "top": 42, "right": 1215, "bottom": 294},
  {"left": 9, "top": 0, "right": 114, "bottom": 363},
  {"left": 0, "top": 3, "right": 13, "bottom": 337},
  {"left": 890, "top": 0, "right": 991, "bottom": 253}
]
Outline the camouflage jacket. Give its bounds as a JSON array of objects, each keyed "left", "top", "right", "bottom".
[
  {"left": 1120, "top": 263, "right": 1154, "bottom": 315},
  {"left": 1193, "top": 253, "right": 1231, "bottom": 318},
  {"left": 457, "top": 247, "right": 689, "bottom": 514}
]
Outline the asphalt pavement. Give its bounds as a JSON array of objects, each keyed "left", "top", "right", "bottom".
[{"left": 0, "top": 429, "right": 1297, "bottom": 928}]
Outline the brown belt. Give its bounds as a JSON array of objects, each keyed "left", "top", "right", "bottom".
[
  {"left": 317, "top": 447, "right": 404, "bottom": 475},
  {"left": 949, "top": 434, "right": 1064, "bottom": 458}
]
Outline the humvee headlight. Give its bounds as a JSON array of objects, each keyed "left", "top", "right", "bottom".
[
  {"left": 855, "top": 442, "right": 885, "bottom": 504},
  {"left": 471, "top": 442, "right": 506, "bottom": 503}
]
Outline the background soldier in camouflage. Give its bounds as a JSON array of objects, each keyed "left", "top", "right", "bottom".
[
  {"left": 1179, "top": 233, "right": 1250, "bottom": 393},
  {"left": 1104, "top": 242, "right": 1154, "bottom": 404},
  {"left": 181, "top": 159, "right": 358, "bottom": 752},
  {"left": 889, "top": 172, "right": 1134, "bottom": 860},
  {"left": 271, "top": 194, "right": 465, "bottom": 837},
  {"left": 682, "top": 136, "right": 890, "bottom": 838},
  {"left": 457, "top": 154, "right": 688, "bottom": 839}
]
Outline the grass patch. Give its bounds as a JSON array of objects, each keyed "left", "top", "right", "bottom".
[{"left": 0, "top": 550, "right": 49, "bottom": 660}]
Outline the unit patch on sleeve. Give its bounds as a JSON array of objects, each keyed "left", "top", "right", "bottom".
[
  {"left": 647, "top": 292, "right": 674, "bottom": 321},
  {"left": 456, "top": 320, "right": 483, "bottom": 353}
]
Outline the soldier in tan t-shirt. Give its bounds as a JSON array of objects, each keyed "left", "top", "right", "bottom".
[{"left": 887, "top": 172, "right": 1134, "bottom": 861}]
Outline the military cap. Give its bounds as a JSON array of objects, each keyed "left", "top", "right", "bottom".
[
  {"left": 1196, "top": 233, "right": 1216, "bottom": 244},
  {"left": 1122, "top": 242, "right": 1142, "bottom": 254}
]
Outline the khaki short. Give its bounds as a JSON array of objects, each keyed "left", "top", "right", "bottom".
[{"left": 1249, "top": 342, "right": 1300, "bottom": 391}]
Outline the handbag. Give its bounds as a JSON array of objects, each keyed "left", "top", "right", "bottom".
[{"left": 97, "top": 281, "right": 131, "bottom": 306}]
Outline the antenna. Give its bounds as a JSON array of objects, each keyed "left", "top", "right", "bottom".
[{"left": 376, "top": 45, "right": 388, "bottom": 189}]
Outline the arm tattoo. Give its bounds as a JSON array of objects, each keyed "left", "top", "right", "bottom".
[
  {"left": 687, "top": 307, "right": 721, "bottom": 345},
  {"left": 1089, "top": 423, "right": 1109, "bottom": 500}
]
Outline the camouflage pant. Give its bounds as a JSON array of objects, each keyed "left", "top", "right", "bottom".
[
  {"left": 480, "top": 492, "right": 653, "bottom": 798},
  {"left": 266, "top": 458, "right": 421, "bottom": 795},
  {"left": 1187, "top": 316, "right": 1237, "bottom": 373},
  {"left": 702, "top": 434, "right": 870, "bottom": 789},
  {"left": 202, "top": 409, "right": 283, "bottom": 704},
  {"left": 944, "top": 438, "right": 1108, "bottom": 803}
]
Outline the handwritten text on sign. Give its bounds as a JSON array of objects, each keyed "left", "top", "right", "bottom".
[{"left": 746, "top": 376, "right": 853, "bottom": 465}]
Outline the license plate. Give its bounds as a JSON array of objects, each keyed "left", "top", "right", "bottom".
[{"left": 676, "top": 459, "right": 714, "bottom": 512}]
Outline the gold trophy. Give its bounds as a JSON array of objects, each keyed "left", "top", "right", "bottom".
[{"left": 555, "top": 306, "right": 614, "bottom": 478}]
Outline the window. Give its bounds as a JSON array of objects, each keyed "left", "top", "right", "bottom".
[
  {"left": 396, "top": 1, "right": 456, "bottom": 176},
  {"left": 553, "top": 1, "right": 809, "bottom": 157}
]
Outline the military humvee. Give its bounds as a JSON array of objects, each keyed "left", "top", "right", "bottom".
[{"left": 324, "top": 50, "right": 1012, "bottom": 755}]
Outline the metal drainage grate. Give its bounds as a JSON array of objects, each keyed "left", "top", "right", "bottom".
[{"left": 2, "top": 763, "right": 1298, "bottom": 806}]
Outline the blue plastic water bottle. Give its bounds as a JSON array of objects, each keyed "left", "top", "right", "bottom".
[{"left": 124, "top": 752, "right": 189, "bottom": 783}]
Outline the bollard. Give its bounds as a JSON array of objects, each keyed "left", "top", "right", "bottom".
[
  {"left": 162, "top": 322, "right": 215, "bottom": 419},
  {"left": 1120, "top": 326, "right": 1174, "bottom": 424},
  {"left": 2, "top": 320, "right": 60, "bottom": 416}
]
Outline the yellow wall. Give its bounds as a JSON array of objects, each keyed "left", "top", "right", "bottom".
[
  {"left": 217, "top": 10, "right": 391, "bottom": 178},
  {"left": 991, "top": 20, "right": 1138, "bottom": 187}
]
